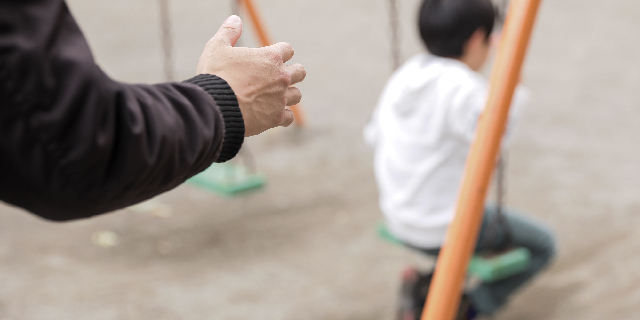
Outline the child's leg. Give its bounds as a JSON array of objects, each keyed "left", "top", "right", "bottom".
[{"left": 470, "top": 207, "right": 556, "bottom": 315}]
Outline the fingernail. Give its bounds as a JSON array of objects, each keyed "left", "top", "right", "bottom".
[{"left": 224, "top": 15, "right": 241, "bottom": 24}]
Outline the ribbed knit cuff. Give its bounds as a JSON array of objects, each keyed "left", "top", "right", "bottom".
[{"left": 184, "top": 74, "right": 244, "bottom": 162}]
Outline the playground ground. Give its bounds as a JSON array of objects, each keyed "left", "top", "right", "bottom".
[{"left": 2, "top": 0, "right": 640, "bottom": 319}]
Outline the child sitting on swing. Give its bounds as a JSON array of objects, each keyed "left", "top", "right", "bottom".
[{"left": 364, "top": 0, "right": 556, "bottom": 318}]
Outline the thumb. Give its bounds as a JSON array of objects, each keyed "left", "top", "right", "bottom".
[{"left": 211, "top": 15, "right": 243, "bottom": 47}]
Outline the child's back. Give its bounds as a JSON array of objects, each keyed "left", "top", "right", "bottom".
[{"left": 365, "top": 51, "right": 524, "bottom": 249}]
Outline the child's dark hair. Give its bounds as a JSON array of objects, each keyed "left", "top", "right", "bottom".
[{"left": 418, "top": 0, "right": 496, "bottom": 58}]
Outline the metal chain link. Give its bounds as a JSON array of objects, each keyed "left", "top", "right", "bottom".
[
  {"left": 495, "top": 155, "right": 514, "bottom": 246},
  {"left": 388, "top": 0, "right": 401, "bottom": 70},
  {"left": 480, "top": 1, "right": 516, "bottom": 253},
  {"left": 159, "top": 0, "right": 174, "bottom": 81},
  {"left": 481, "top": 155, "right": 514, "bottom": 252},
  {"left": 231, "top": 0, "right": 240, "bottom": 16},
  {"left": 497, "top": 0, "right": 510, "bottom": 26}
]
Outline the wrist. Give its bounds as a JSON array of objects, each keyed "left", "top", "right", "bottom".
[{"left": 184, "top": 74, "right": 244, "bottom": 162}]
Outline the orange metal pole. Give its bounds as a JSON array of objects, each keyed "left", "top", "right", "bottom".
[
  {"left": 237, "top": 0, "right": 306, "bottom": 127},
  {"left": 421, "top": 1, "right": 542, "bottom": 320}
]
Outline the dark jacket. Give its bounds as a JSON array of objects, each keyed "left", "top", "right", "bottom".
[{"left": 0, "top": 0, "right": 245, "bottom": 221}]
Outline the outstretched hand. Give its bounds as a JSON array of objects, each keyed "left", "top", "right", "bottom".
[{"left": 196, "top": 15, "right": 306, "bottom": 137}]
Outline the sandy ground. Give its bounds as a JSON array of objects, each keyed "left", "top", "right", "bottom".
[{"left": 3, "top": 0, "right": 640, "bottom": 319}]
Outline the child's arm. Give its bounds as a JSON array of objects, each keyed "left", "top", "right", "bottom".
[{"left": 449, "top": 82, "right": 529, "bottom": 147}]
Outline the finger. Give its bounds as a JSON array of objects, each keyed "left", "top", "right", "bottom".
[
  {"left": 269, "top": 42, "right": 294, "bottom": 62},
  {"left": 285, "top": 87, "right": 302, "bottom": 106},
  {"left": 210, "top": 15, "right": 243, "bottom": 47},
  {"left": 285, "top": 64, "right": 306, "bottom": 85},
  {"left": 279, "top": 109, "right": 295, "bottom": 127}
]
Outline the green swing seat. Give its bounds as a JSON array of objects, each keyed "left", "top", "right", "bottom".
[
  {"left": 377, "top": 223, "right": 531, "bottom": 283},
  {"left": 187, "top": 162, "right": 266, "bottom": 196}
]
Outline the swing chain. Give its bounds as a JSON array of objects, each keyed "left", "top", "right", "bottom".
[
  {"left": 496, "top": 0, "right": 509, "bottom": 27},
  {"left": 496, "top": 155, "right": 514, "bottom": 246},
  {"left": 388, "top": 0, "right": 402, "bottom": 70},
  {"left": 158, "top": 0, "right": 175, "bottom": 81},
  {"left": 487, "top": 0, "right": 516, "bottom": 251},
  {"left": 231, "top": 0, "right": 240, "bottom": 16},
  {"left": 483, "top": 155, "right": 515, "bottom": 252}
]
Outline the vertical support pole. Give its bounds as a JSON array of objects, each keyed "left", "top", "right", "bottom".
[
  {"left": 237, "top": 0, "right": 306, "bottom": 127},
  {"left": 421, "top": 1, "right": 542, "bottom": 319}
]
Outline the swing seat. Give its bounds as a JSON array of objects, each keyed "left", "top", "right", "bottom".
[
  {"left": 187, "top": 162, "right": 266, "bottom": 196},
  {"left": 376, "top": 223, "right": 531, "bottom": 283},
  {"left": 468, "top": 247, "right": 531, "bottom": 283},
  {"left": 377, "top": 223, "right": 404, "bottom": 246}
]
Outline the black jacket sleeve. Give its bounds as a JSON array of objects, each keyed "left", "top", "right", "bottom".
[{"left": 0, "top": 0, "right": 245, "bottom": 221}]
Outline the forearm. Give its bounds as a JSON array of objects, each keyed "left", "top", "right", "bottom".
[{"left": 0, "top": 0, "right": 243, "bottom": 220}]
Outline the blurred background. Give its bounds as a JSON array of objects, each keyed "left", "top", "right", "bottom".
[{"left": 2, "top": 0, "right": 640, "bottom": 319}]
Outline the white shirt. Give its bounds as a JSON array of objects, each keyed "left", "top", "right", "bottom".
[{"left": 364, "top": 53, "right": 527, "bottom": 249}]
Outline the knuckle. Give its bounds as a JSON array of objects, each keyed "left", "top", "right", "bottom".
[
  {"left": 277, "top": 69, "right": 291, "bottom": 85},
  {"left": 263, "top": 49, "right": 282, "bottom": 63},
  {"left": 278, "top": 111, "right": 287, "bottom": 124},
  {"left": 272, "top": 109, "right": 285, "bottom": 124}
]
